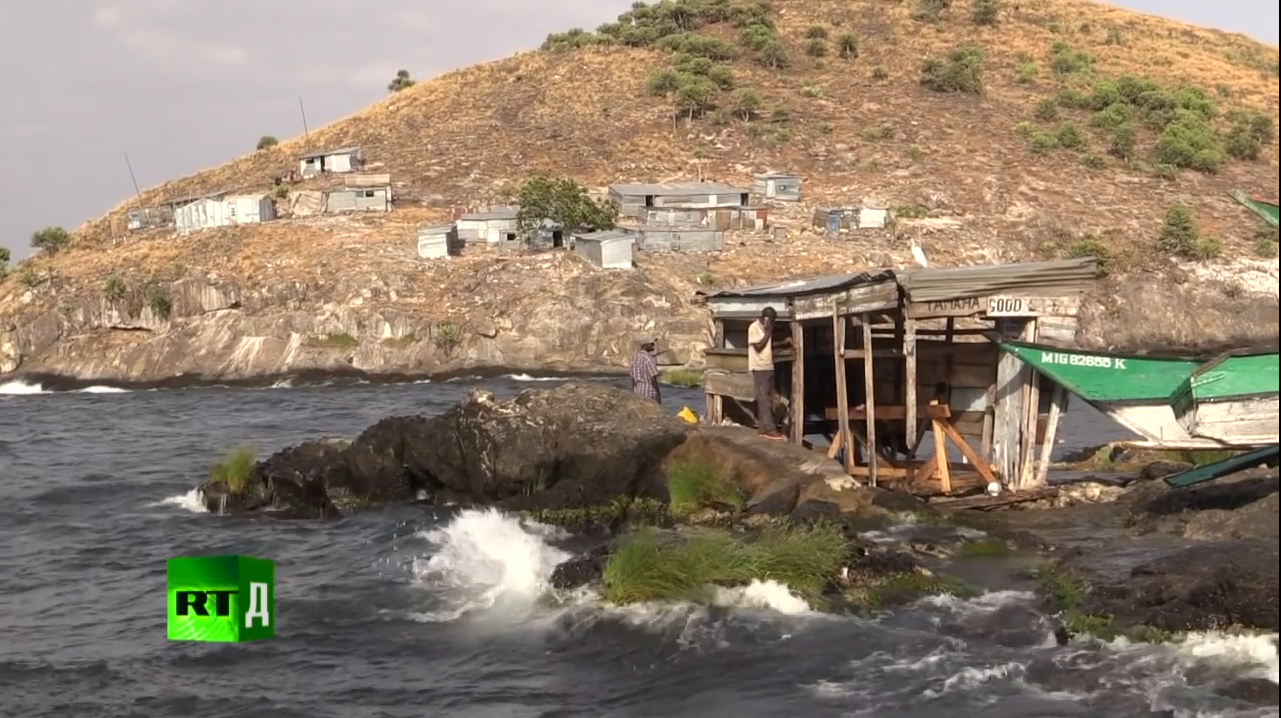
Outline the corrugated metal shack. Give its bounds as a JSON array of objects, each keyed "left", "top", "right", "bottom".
[
  {"left": 226, "top": 194, "right": 276, "bottom": 224},
  {"left": 125, "top": 206, "right": 173, "bottom": 231},
  {"left": 752, "top": 173, "right": 802, "bottom": 202},
  {"left": 171, "top": 192, "right": 230, "bottom": 235},
  {"left": 608, "top": 182, "right": 751, "bottom": 218},
  {"left": 574, "top": 228, "right": 637, "bottom": 269},
  {"left": 417, "top": 224, "right": 461, "bottom": 259},
  {"left": 298, "top": 146, "right": 362, "bottom": 177},
  {"left": 172, "top": 192, "right": 276, "bottom": 234},
  {"left": 696, "top": 257, "right": 1100, "bottom": 497},
  {"left": 643, "top": 206, "right": 769, "bottom": 231},
  {"left": 812, "top": 206, "right": 889, "bottom": 233},
  {"left": 457, "top": 207, "right": 519, "bottom": 244},
  {"left": 325, "top": 184, "right": 391, "bottom": 213},
  {"left": 639, "top": 227, "right": 725, "bottom": 252},
  {"left": 525, "top": 221, "right": 567, "bottom": 251}
]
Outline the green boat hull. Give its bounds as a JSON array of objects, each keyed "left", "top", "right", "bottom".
[
  {"left": 1170, "top": 350, "right": 1280, "bottom": 446},
  {"left": 1230, "top": 190, "right": 1279, "bottom": 228},
  {"left": 998, "top": 341, "right": 1241, "bottom": 448}
]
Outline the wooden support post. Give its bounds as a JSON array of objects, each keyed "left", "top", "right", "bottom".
[
  {"left": 904, "top": 318, "right": 918, "bottom": 454},
  {"left": 930, "top": 401, "right": 952, "bottom": 494},
  {"left": 992, "top": 319, "right": 1029, "bottom": 488},
  {"left": 860, "top": 313, "right": 879, "bottom": 487},
  {"left": 1015, "top": 318, "right": 1041, "bottom": 489},
  {"left": 1034, "top": 384, "right": 1069, "bottom": 487},
  {"left": 832, "top": 304, "right": 853, "bottom": 474},
  {"left": 790, "top": 321, "right": 805, "bottom": 444}
]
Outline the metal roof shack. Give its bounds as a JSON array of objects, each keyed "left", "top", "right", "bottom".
[
  {"left": 297, "top": 146, "right": 362, "bottom": 176},
  {"left": 752, "top": 172, "right": 801, "bottom": 202},
  {"left": 574, "top": 228, "right": 637, "bottom": 269},
  {"left": 699, "top": 270, "right": 900, "bottom": 321},
  {"left": 608, "top": 181, "right": 751, "bottom": 218}
]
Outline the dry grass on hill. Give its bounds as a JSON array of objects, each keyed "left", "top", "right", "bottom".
[{"left": 12, "top": 0, "right": 1281, "bottom": 287}]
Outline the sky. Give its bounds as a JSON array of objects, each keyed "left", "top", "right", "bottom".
[{"left": 1, "top": 0, "right": 1277, "bottom": 262}]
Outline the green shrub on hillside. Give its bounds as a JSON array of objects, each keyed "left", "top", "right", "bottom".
[
  {"left": 1157, "top": 204, "right": 1220, "bottom": 260},
  {"left": 920, "top": 47, "right": 985, "bottom": 94},
  {"left": 30, "top": 226, "right": 71, "bottom": 256},
  {"left": 970, "top": 0, "right": 999, "bottom": 25}
]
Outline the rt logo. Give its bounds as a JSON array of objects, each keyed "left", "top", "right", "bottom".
[{"left": 166, "top": 555, "right": 274, "bottom": 642}]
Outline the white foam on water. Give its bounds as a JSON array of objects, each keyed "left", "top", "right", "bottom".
[
  {"left": 0, "top": 380, "right": 131, "bottom": 395},
  {"left": 0, "top": 380, "right": 43, "bottom": 394},
  {"left": 1117, "top": 631, "right": 1281, "bottom": 684},
  {"left": 713, "top": 579, "right": 815, "bottom": 615},
  {"left": 270, "top": 378, "right": 293, "bottom": 389},
  {"left": 409, "top": 508, "right": 571, "bottom": 623},
  {"left": 917, "top": 589, "right": 1036, "bottom": 612},
  {"left": 150, "top": 488, "right": 209, "bottom": 513},
  {"left": 505, "top": 373, "right": 569, "bottom": 382}
]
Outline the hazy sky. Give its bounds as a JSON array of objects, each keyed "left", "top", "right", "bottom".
[{"left": 1, "top": 0, "right": 1277, "bottom": 262}]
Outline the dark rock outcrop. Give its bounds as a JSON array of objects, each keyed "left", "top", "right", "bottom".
[
  {"left": 1045, "top": 466, "right": 1280, "bottom": 636},
  {"left": 201, "top": 382, "right": 693, "bottom": 518}
]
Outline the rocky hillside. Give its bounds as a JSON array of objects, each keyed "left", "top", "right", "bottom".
[{"left": 2, "top": 0, "right": 1279, "bottom": 384}]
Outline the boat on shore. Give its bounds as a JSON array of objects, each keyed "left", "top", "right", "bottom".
[
  {"left": 1169, "top": 348, "right": 1279, "bottom": 446},
  {"left": 996, "top": 340, "right": 1264, "bottom": 449}
]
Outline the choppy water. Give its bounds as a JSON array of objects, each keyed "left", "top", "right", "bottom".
[{"left": 2, "top": 376, "right": 1277, "bottom": 718}]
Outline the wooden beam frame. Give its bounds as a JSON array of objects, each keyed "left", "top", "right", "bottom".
[
  {"left": 904, "top": 318, "right": 918, "bottom": 454},
  {"left": 831, "top": 303, "right": 853, "bottom": 474},
  {"left": 790, "top": 320, "right": 805, "bottom": 444},
  {"left": 1014, "top": 318, "right": 1041, "bottom": 489},
  {"left": 860, "top": 313, "right": 879, "bottom": 487},
  {"left": 1034, "top": 384, "right": 1069, "bottom": 487}
]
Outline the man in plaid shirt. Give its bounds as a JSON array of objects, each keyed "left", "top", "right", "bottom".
[{"left": 630, "top": 336, "right": 661, "bottom": 403}]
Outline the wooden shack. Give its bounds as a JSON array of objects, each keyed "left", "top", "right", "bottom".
[{"left": 697, "top": 258, "right": 1100, "bottom": 493}]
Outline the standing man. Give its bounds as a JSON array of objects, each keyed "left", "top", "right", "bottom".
[
  {"left": 630, "top": 336, "right": 662, "bottom": 404},
  {"left": 748, "top": 307, "right": 791, "bottom": 440}
]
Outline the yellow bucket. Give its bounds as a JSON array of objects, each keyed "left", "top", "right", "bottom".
[{"left": 677, "top": 406, "right": 699, "bottom": 424}]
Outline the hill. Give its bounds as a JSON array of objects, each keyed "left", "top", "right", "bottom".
[{"left": 1, "top": 0, "right": 1279, "bottom": 384}]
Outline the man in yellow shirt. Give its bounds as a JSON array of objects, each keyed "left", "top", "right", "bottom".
[{"left": 747, "top": 306, "right": 791, "bottom": 440}]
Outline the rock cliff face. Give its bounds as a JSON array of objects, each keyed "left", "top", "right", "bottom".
[{"left": 0, "top": 252, "right": 711, "bottom": 386}]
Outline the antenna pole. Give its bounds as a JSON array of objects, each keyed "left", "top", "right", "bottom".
[
  {"left": 298, "top": 97, "right": 311, "bottom": 146},
  {"left": 124, "top": 152, "right": 143, "bottom": 201}
]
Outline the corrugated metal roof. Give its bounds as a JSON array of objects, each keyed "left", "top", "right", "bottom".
[
  {"left": 608, "top": 182, "right": 750, "bottom": 196},
  {"left": 460, "top": 207, "right": 518, "bottom": 221},
  {"left": 418, "top": 224, "right": 455, "bottom": 235},
  {"left": 897, "top": 258, "right": 1099, "bottom": 302},
  {"left": 754, "top": 172, "right": 800, "bottom": 179},
  {"left": 700, "top": 270, "right": 897, "bottom": 299},
  {"left": 163, "top": 190, "right": 228, "bottom": 206},
  {"left": 298, "top": 146, "right": 361, "bottom": 160},
  {"left": 575, "top": 228, "right": 638, "bottom": 243}
]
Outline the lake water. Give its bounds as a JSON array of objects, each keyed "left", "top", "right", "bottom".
[{"left": 1, "top": 376, "right": 1276, "bottom": 717}]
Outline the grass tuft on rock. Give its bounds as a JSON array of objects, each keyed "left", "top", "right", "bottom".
[
  {"left": 602, "top": 522, "right": 849, "bottom": 605},
  {"left": 209, "top": 446, "right": 257, "bottom": 494},
  {"left": 659, "top": 368, "right": 704, "bottom": 387},
  {"left": 666, "top": 457, "right": 746, "bottom": 515}
]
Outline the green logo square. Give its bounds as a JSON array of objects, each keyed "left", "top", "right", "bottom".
[{"left": 166, "top": 555, "right": 275, "bottom": 642}]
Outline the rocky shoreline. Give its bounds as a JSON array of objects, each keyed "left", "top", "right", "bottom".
[
  {"left": 4, "top": 366, "right": 623, "bottom": 392},
  {"left": 190, "top": 382, "right": 1280, "bottom": 646}
]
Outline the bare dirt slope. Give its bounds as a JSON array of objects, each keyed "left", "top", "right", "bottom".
[{"left": 2, "top": 0, "right": 1279, "bottom": 382}]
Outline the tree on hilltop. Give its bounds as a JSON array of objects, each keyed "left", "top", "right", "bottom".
[
  {"left": 514, "top": 176, "right": 617, "bottom": 236},
  {"left": 387, "top": 70, "right": 415, "bottom": 93},
  {"left": 30, "top": 226, "right": 71, "bottom": 256},
  {"left": 256, "top": 135, "right": 279, "bottom": 151},
  {"left": 0, "top": 246, "right": 10, "bottom": 279}
]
